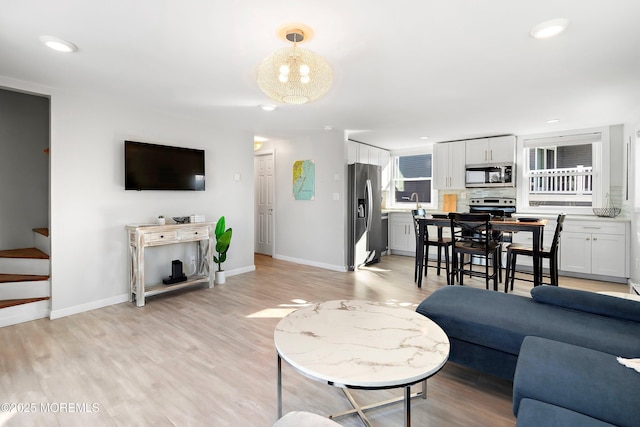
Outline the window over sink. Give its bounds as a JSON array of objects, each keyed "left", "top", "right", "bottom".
[
  {"left": 518, "top": 128, "right": 610, "bottom": 214},
  {"left": 390, "top": 153, "right": 437, "bottom": 209}
]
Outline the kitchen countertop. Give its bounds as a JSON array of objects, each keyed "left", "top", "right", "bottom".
[
  {"left": 384, "top": 209, "right": 630, "bottom": 222},
  {"left": 513, "top": 213, "right": 630, "bottom": 222}
]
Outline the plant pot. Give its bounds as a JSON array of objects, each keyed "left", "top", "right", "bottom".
[
  {"left": 157, "top": 218, "right": 166, "bottom": 225},
  {"left": 215, "top": 271, "right": 226, "bottom": 285}
]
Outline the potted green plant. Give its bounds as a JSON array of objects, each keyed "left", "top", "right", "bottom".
[
  {"left": 213, "top": 216, "right": 232, "bottom": 284},
  {"left": 157, "top": 215, "right": 166, "bottom": 225}
]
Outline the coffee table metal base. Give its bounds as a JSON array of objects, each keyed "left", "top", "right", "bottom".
[
  {"left": 278, "top": 354, "right": 427, "bottom": 427},
  {"left": 329, "top": 381, "right": 426, "bottom": 427}
]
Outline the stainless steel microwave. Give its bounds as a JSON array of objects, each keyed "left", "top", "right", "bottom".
[{"left": 465, "top": 163, "right": 515, "bottom": 188}]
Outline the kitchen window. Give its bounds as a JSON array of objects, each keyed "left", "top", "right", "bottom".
[
  {"left": 390, "top": 153, "right": 437, "bottom": 208},
  {"left": 519, "top": 129, "right": 609, "bottom": 213}
]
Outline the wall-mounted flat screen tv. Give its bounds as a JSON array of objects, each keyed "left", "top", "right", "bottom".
[{"left": 125, "top": 140, "right": 205, "bottom": 191}]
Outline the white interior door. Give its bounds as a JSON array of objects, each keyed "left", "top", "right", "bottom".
[{"left": 255, "top": 152, "right": 274, "bottom": 255}]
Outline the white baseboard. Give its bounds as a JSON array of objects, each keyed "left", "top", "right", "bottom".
[
  {"left": 46, "top": 265, "right": 257, "bottom": 320},
  {"left": 50, "top": 293, "right": 130, "bottom": 320},
  {"left": 273, "top": 255, "right": 347, "bottom": 272},
  {"left": 225, "top": 265, "right": 256, "bottom": 276}
]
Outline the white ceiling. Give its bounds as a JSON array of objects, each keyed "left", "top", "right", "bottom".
[{"left": 1, "top": 0, "right": 640, "bottom": 150}]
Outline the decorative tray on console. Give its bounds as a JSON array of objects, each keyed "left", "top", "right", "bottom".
[{"left": 517, "top": 217, "right": 540, "bottom": 222}]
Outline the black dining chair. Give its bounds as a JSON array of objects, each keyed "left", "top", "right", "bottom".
[
  {"left": 411, "top": 209, "right": 452, "bottom": 285},
  {"left": 504, "top": 214, "right": 566, "bottom": 292},
  {"left": 449, "top": 213, "right": 501, "bottom": 291}
]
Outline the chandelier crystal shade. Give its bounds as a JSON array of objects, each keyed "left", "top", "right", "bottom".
[{"left": 257, "top": 29, "right": 333, "bottom": 104}]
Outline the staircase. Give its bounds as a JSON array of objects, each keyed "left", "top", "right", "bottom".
[{"left": 0, "top": 228, "right": 51, "bottom": 327}]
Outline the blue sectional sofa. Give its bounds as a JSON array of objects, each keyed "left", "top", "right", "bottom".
[
  {"left": 416, "top": 285, "right": 640, "bottom": 426},
  {"left": 514, "top": 336, "right": 639, "bottom": 427}
]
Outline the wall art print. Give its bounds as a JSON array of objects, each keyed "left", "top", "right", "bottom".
[{"left": 292, "top": 159, "right": 315, "bottom": 200}]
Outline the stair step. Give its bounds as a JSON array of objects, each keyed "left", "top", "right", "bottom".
[
  {"left": 0, "top": 277, "right": 50, "bottom": 299},
  {"left": 33, "top": 228, "right": 49, "bottom": 237},
  {"left": 0, "top": 298, "right": 50, "bottom": 327},
  {"left": 34, "top": 229, "right": 50, "bottom": 256},
  {"left": 0, "top": 297, "right": 49, "bottom": 310},
  {"left": 0, "top": 248, "right": 49, "bottom": 259},
  {"left": 0, "top": 249, "right": 50, "bottom": 275},
  {"left": 0, "top": 274, "right": 49, "bottom": 283}
]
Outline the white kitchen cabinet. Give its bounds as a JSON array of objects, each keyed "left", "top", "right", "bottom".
[
  {"left": 358, "top": 144, "right": 371, "bottom": 164},
  {"left": 433, "top": 141, "right": 466, "bottom": 190},
  {"left": 347, "top": 140, "right": 390, "bottom": 167},
  {"left": 465, "top": 135, "right": 515, "bottom": 165},
  {"left": 389, "top": 213, "right": 416, "bottom": 254},
  {"left": 347, "top": 140, "right": 359, "bottom": 164},
  {"left": 560, "top": 220, "right": 628, "bottom": 279},
  {"left": 379, "top": 149, "right": 390, "bottom": 169}
]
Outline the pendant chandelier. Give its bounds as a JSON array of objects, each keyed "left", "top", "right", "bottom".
[{"left": 257, "top": 28, "right": 333, "bottom": 104}]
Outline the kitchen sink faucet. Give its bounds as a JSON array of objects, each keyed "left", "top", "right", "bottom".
[{"left": 410, "top": 192, "right": 421, "bottom": 209}]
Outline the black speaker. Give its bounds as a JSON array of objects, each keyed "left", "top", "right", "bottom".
[{"left": 163, "top": 260, "right": 188, "bottom": 284}]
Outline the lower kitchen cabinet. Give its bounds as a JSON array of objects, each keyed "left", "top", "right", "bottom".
[
  {"left": 388, "top": 212, "right": 452, "bottom": 258},
  {"left": 560, "top": 220, "right": 629, "bottom": 280},
  {"left": 389, "top": 212, "right": 416, "bottom": 254}
]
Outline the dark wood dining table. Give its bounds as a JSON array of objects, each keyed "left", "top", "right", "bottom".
[{"left": 415, "top": 216, "right": 548, "bottom": 289}]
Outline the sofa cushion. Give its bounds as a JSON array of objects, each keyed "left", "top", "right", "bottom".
[
  {"left": 416, "top": 286, "right": 640, "bottom": 358},
  {"left": 514, "top": 336, "right": 640, "bottom": 427},
  {"left": 516, "top": 398, "right": 617, "bottom": 427},
  {"left": 531, "top": 285, "right": 640, "bottom": 323}
]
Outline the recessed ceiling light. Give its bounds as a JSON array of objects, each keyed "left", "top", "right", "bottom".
[
  {"left": 39, "top": 35, "right": 77, "bottom": 53},
  {"left": 530, "top": 19, "right": 569, "bottom": 39},
  {"left": 259, "top": 104, "right": 277, "bottom": 111},
  {"left": 546, "top": 119, "right": 560, "bottom": 124}
]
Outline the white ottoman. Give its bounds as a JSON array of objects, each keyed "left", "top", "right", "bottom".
[{"left": 272, "top": 411, "right": 341, "bottom": 427}]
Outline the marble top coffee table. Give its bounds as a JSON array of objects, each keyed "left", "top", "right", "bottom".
[{"left": 274, "top": 300, "right": 450, "bottom": 427}]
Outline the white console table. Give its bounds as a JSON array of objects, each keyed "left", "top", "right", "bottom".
[{"left": 126, "top": 222, "right": 215, "bottom": 307}]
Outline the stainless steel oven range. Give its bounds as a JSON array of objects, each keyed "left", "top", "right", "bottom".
[
  {"left": 469, "top": 197, "right": 516, "bottom": 218},
  {"left": 468, "top": 197, "right": 517, "bottom": 265}
]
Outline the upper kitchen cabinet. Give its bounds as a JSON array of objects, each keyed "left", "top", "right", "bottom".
[
  {"left": 465, "top": 135, "right": 516, "bottom": 165},
  {"left": 433, "top": 141, "right": 466, "bottom": 189},
  {"left": 347, "top": 140, "right": 390, "bottom": 167}
]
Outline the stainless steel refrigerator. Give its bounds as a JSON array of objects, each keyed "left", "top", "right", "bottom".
[{"left": 348, "top": 163, "right": 382, "bottom": 271}]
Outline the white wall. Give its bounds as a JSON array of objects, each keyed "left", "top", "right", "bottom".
[
  {"left": 258, "top": 130, "right": 346, "bottom": 271},
  {"left": 0, "top": 77, "right": 255, "bottom": 318}
]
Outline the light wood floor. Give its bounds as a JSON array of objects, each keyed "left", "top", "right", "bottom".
[{"left": 0, "top": 254, "right": 627, "bottom": 427}]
